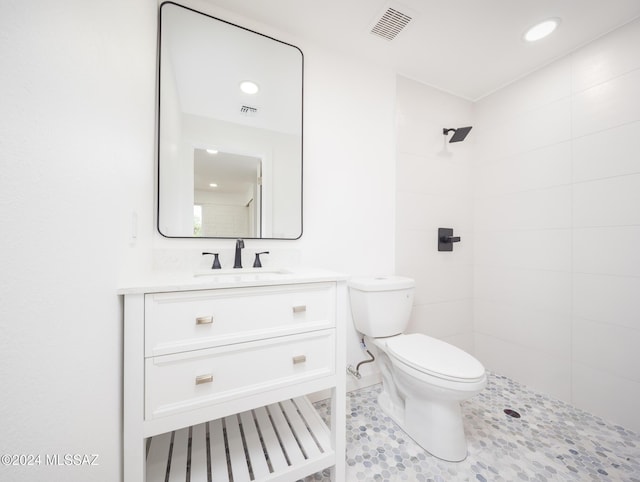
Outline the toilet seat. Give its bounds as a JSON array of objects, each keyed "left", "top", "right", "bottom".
[{"left": 385, "top": 334, "right": 485, "bottom": 383}]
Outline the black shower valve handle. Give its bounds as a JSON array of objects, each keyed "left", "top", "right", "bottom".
[
  {"left": 442, "top": 236, "right": 461, "bottom": 243},
  {"left": 438, "top": 228, "right": 461, "bottom": 252}
]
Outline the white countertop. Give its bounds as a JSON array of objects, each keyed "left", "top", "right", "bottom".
[{"left": 117, "top": 267, "right": 348, "bottom": 295}]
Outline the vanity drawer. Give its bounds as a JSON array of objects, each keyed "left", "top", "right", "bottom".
[
  {"left": 145, "top": 282, "right": 336, "bottom": 357},
  {"left": 145, "top": 329, "right": 335, "bottom": 419}
]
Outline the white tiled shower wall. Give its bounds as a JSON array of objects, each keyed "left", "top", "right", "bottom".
[
  {"left": 474, "top": 18, "right": 640, "bottom": 432},
  {"left": 395, "top": 78, "right": 475, "bottom": 354},
  {"left": 398, "top": 18, "right": 640, "bottom": 433}
]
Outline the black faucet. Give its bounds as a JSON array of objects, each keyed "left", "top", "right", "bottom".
[{"left": 234, "top": 239, "right": 244, "bottom": 268}]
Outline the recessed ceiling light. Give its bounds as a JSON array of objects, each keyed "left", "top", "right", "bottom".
[
  {"left": 524, "top": 18, "right": 560, "bottom": 42},
  {"left": 206, "top": 148, "right": 218, "bottom": 154},
  {"left": 239, "top": 80, "right": 259, "bottom": 95},
  {"left": 209, "top": 183, "right": 218, "bottom": 188}
]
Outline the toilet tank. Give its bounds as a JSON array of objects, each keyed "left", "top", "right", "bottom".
[{"left": 348, "top": 276, "right": 415, "bottom": 337}]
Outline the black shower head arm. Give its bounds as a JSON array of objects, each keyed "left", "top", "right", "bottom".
[{"left": 443, "top": 126, "right": 472, "bottom": 143}]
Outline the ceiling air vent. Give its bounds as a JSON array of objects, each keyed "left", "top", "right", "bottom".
[
  {"left": 370, "top": 5, "right": 413, "bottom": 41},
  {"left": 240, "top": 105, "right": 258, "bottom": 116}
]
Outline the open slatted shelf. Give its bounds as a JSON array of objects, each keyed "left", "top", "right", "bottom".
[{"left": 146, "top": 396, "right": 333, "bottom": 482}]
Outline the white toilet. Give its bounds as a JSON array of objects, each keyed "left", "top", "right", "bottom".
[{"left": 348, "top": 275, "right": 486, "bottom": 462}]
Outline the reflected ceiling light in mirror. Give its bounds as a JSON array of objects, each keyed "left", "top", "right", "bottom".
[
  {"left": 524, "top": 18, "right": 560, "bottom": 42},
  {"left": 239, "top": 80, "right": 259, "bottom": 94},
  {"left": 209, "top": 183, "right": 218, "bottom": 188},
  {"left": 206, "top": 148, "right": 218, "bottom": 154}
]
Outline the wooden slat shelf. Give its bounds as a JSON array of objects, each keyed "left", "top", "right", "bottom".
[{"left": 145, "top": 396, "right": 333, "bottom": 482}]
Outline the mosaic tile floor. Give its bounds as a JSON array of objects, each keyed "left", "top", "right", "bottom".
[{"left": 302, "top": 372, "right": 640, "bottom": 482}]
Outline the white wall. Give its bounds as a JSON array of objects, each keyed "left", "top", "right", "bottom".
[
  {"left": 0, "top": 2, "right": 396, "bottom": 481},
  {"left": 395, "top": 76, "right": 475, "bottom": 353},
  {"left": 473, "top": 18, "right": 640, "bottom": 432},
  {"left": 0, "top": 1, "right": 156, "bottom": 482}
]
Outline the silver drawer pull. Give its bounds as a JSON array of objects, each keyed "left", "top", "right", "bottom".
[
  {"left": 195, "top": 374, "right": 213, "bottom": 385},
  {"left": 292, "top": 305, "right": 306, "bottom": 313},
  {"left": 292, "top": 355, "right": 306, "bottom": 364},
  {"left": 195, "top": 316, "right": 213, "bottom": 325}
]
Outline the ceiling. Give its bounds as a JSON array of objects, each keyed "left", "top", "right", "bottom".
[
  {"left": 194, "top": 149, "right": 260, "bottom": 194},
  {"left": 203, "top": 0, "right": 640, "bottom": 101},
  {"left": 163, "top": 2, "right": 302, "bottom": 135}
]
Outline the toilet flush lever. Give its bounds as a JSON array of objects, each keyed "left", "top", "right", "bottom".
[{"left": 438, "top": 228, "right": 461, "bottom": 252}]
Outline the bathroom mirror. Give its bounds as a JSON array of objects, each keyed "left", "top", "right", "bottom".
[{"left": 157, "top": 2, "right": 303, "bottom": 239}]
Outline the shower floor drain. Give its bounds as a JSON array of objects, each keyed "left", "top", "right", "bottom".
[{"left": 504, "top": 408, "right": 521, "bottom": 418}]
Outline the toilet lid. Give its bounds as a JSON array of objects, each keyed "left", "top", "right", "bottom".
[{"left": 385, "top": 334, "right": 485, "bottom": 382}]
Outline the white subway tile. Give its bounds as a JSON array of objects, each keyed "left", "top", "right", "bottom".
[
  {"left": 473, "top": 333, "right": 511, "bottom": 372},
  {"left": 474, "top": 186, "right": 571, "bottom": 231},
  {"left": 442, "top": 332, "right": 475, "bottom": 356},
  {"left": 474, "top": 299, "right": 570, "bottom": 358},
  {"left": 474, "top": 229, "right": 571, "bottom": 272},
  {"left": 572, "top": 120, "right": 640, "bottom": 182},
  {"left": 395, "top": 193, "right": 473, "bottom": 238},
  {"left": 397, "top": 152, "right": 472, "bottom": 197},
  {"left": 408, "top": 299, "right": 473, "bottom": 340},
  {"left": 396, "top": 192, "right": 444, "bottom": 231},
  {"left": 572, "top": 316, "right": 640, "bottom": 383},
  {"left": 573, "top": 273, "right": 640, "bottom": 330},
  {"left": 572, "top": 69, "right": 640, "bottom": 138},
  {"left": 396, "top": 152, "right": 428, "bottom": 192},
  {"left": 474, "top": 266, "right": 571, "bottom": 314},
  {"left": 572, "top": 362, "right": 640, "bottom": 433},
  {"left": 571, "top": 19, "right": 640, "bottom": 93},
  {"left": 476, "top": 99, "right": 571, "bottom": 161},
  {"left": 396, "top": 115, "right": 434, "bottom": 156},
  {"left": 412, "top": 262, "right": 473, "bottom": 305},
  {"left": 573, "top": 173, "right": 640, "bottom": 227},
  {"left": 573, "top": 226, "right": 640, "bottom": 276},
  {"left": 474, "top": 142, "right": 571, "bottom": 197},
  {"left": 475, "top": 334, "right": 571, "bottom": 402}
]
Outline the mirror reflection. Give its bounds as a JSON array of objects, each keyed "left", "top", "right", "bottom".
[
  {"left": 157, "top": 2, "right": 303, "bottom": 239},
  {"left": 194, "top": 149, "right": 261, "bottom": 238}
]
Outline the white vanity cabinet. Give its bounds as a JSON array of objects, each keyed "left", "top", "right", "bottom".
[{"left": 121, "top": 273, "right": 346, "bottom": 482}]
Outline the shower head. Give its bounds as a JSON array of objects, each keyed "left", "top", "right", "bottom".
[{"left": 443, "top": 126, "right": 472, "bottom": 143}]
